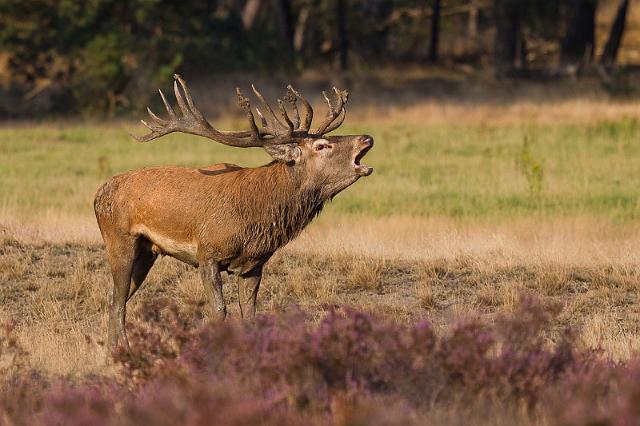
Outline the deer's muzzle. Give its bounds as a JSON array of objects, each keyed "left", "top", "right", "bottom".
[{"left": 354, "top": 136, "right": 373, "bottom": 176}]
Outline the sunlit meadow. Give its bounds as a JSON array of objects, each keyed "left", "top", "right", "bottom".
[{"left": 2, "top": 94, "right": 640, "bottom": 424}]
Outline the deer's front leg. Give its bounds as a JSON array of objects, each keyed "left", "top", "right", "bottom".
[
  {"left": 199, "top": 259, "right": 227, "bottom": 321},
  {"left": 237, "top": 266, "right": 263, "bottom": 320}
]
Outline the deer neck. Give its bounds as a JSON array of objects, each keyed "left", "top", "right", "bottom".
[
  {"left": 238, "top": 161, "right": 326, "bottom": 255},
  {"left": 262, "top": 161, "right": 326, "bottom": 229}
]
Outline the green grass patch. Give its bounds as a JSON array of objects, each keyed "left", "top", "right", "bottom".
[{"left": 1, "top": 119, "right": 639, "bottom": 221}]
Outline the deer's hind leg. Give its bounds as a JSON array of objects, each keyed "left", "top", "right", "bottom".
[{"left": 104, "top": 236, "right": 137, "bottom": 351}]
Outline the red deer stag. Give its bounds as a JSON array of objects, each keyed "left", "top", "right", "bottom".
[{"left": 94, "top": 75, "right": 373, "bottom": 350}]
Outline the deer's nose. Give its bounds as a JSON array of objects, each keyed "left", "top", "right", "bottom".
[{"left": 361, "top": 136, "right": 374, "bottom": 148}]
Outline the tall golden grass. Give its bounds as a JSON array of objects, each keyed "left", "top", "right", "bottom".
[{"left": 3, "top": 211, "right": 640, "bottom": 376}]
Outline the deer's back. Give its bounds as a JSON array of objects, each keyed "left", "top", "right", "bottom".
[
  {"left": 94, "top": 164, "right": 250, "bottom": 257},
  {"left": 95, "top": 162, "right": 243, "bottom": 219}
]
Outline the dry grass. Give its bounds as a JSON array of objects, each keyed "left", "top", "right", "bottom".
[
  {"left": 2, "top": 213, "right": 640, "bottom": 376},
  {"left": 415, "top": 279, "right": 437, "bottom": 310},
  {"left": 343, "top": 258, "right": 386, "bottom": 294},
  {"left": 367, "top": 97, "right": 640, "bottom": 126}
]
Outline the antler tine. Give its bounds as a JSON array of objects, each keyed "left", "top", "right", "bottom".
[
  {"left": 236, "top": 87, "right": 261, "bottom": 143},
  {"left": 288, "top": 85, "right": 313, "bottom": 131},
  {"left": 284, "top": 87, "right": 300, "bottom": 129},
  {"left": 174, "top": 74, "right": 207, "bottom": 122},
  {"left": 146, "top": 107, "right": 168, "bottom": 125},
  {"left": 277, "top": 99, "right": 294, "bottom": 135},
  {"left": 313, "top": 87, "right": 347, "bottom": 135},
  {"left": 331, "top": 87, "right": 346, "bottom": 114},
  {"left": 134, "top": 119, "right": 168, "bottom": 143},
  {"left": 323, "top": 107, "right": 346, "bottom": 134},
  {"left": 132, "top": 90, "right": 176, "bottom": 142},
  {"left": 251, "top": 84, "right": 287, "bottom": 132},
  {"left": 323, "top": 88, "right": 348, "bottom": 133},
  {"left": 134, "top": 105, "right": 174, "bottom": 142},
  {"left": 255, "top": 108, "right": 268, "bottom": 128},
  {"left": 234, "top": 86, "right": 295, "bottom": 143},
  {"left": 158, "top": 89, "right": 176, "bottom": 119},
  {"left": 173, "top": 80, "right": 190, "bottom": 117},
  {"left": 339, "top": 88, "right": 349, "bottom": 104}
]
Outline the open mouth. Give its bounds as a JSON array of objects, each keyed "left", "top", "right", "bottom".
[{"left": 353, "top": 143, "right": 373, "bottom": 176}]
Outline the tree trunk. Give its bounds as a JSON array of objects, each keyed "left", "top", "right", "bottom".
[
  {"left": 274, "top": 0, "right": 294, "bottom": 49},
  {"left": 428, "top": 0, "right": 441, "bottom": 63},
  {"left": 600, "top": 0, "right": 629, "bottom": 68},
  {"left": 468, "top": 1, "right": 479, "bottom": 39},
  {"left": 336, "top": 0, "right": 349, "bottom": 70},
  {"left": 561, "top": 0, "right": 596, "bottom": 66},
  {"left": 360, "top": 0, "right": 394, "bottom": 58},
  {"left": 493, "top": 0, "right": 521, "bottom": 77},
  {"left": 293, "top": 5, "right": 311, "bottom": 52},
  {"left": 242, "top": 0, "right": 262, "bottom": 30}
]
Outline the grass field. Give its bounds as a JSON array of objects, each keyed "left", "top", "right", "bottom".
[
  {"left": 2, "top": 113, "right": 640, "bottom": 220},
  {"left": 2, "top": 91, "right": 640, "bottom": 424}
]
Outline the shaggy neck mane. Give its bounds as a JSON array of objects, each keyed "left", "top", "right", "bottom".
[{"left": 229, "top": 161, "right": 327, "bottom": 254}]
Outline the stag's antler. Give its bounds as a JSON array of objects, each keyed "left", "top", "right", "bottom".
[
  {"left": 135, "top": 75, "right": 261, "bottom": 147},
  {"left": 134, "top": 74, "right": 349, "bottom": 148},
  {"left": 313, "top": 88, "right": 349, "bottom": 135}
]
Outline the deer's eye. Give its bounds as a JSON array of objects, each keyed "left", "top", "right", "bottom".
[{"left": 315, "top": 144, "right": 326, "bottom": 151}]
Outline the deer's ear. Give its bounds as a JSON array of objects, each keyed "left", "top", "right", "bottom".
[{"left": 264, "top": 144, "right": 302, "bottom": 164}]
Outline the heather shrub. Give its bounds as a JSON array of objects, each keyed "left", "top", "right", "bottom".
[
  {"left": 114, "top": 298, "right": 200, "bottom": 385},
  {"left": 125, "top": 297, "right": 587, "bottom": 413},
  {"left": 1, "top": 297, "right": 640, "bottom": 425},
  {"left": 548, "top": 358, "right": 640, "bottom": 426}
]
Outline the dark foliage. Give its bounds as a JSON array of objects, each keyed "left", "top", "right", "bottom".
[{"left": 0, "top": 0, "right": 634, "bottom": 115}]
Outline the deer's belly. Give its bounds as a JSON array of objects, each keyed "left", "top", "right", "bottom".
[{"left": 133, "top": 225, "right": 199, "bottom": 266}]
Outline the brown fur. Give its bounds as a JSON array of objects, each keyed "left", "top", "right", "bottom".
[{"left": 95, "top": 134, "right": 373, "bottom": 350}]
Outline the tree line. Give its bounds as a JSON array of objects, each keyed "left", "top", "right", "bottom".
[{"left": 0, "top": 0, "right": 634, "bottom": 115}]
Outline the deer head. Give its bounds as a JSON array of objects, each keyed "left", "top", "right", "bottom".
[{"left": 134, "top": 75, "right": 373, "bottom": 198}]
